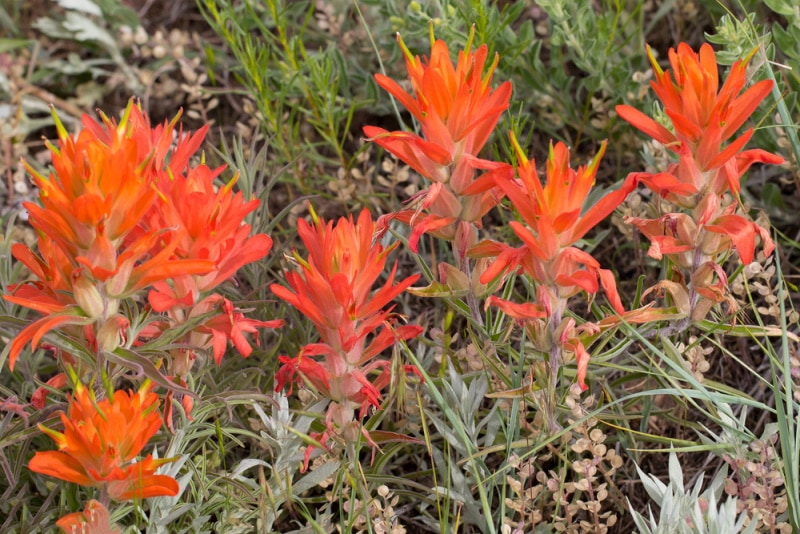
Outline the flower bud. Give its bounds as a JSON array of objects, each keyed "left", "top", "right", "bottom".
[
  {"left": 96, "top": 314, "right": 129, "bottom": 353},
  {"left": 72, "top": 270, "right": 105, "bottom": 320}
]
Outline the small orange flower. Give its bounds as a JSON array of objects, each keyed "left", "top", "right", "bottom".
[
  {"left": 476, "top": 134, "right": 637, "bottom": 313},
  {"left": 141, "top": 162, "right": 281, "bottom": 373},
  {"left": 271, "top": 208, "right": 421, "bottom": 366},
  {"left": 616, "top": 43, "right": 783, "bottom": 204},
  {"left": 146, "top": 163, "right": 272, "bottom": 303},
  {"left": 364, "top": 32, "right": 513, "bottom": 256},
  {"left": 22, "top": 103, "right": 212, "bottom": 289},
  {"left": 365, "top": 33, "right": 511, "bottom": 180},
  {"left": 29, "top": 381, "right": 179, "bottom": 501},
  {"left": 473, "top": 135, "right": 637, "bottom": 391},
  {"left": 56, "top": 500, "right": 120, "bottom": 534},
  {"left": 271, "top": 208, "right": 422, "bottom": 466}
]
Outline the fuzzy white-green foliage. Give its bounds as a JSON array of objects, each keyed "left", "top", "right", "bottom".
[{"left": 630, "top": 452, "right": 755, "bottom": 534}]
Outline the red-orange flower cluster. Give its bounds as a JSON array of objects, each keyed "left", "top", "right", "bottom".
[
  {"left": 5, "top": 103, "right": 214, "bottom": 370},
  {"left": 364, "top": 32, "right": 512, "bottom": 259},
  {"left": 29, "top": 381, "right": 178, "bottom": 501},
  {"left": 271, "top": 208, "right": 422, "bottom": 466},
  {"left": 474, "top": 134, "right": 637, "bottom": 389},
  {"left": 5, "top": 101, "right": 279, "bottom": 381},
  {"left": 616, "top": 43, "right": 782, "bottom": 204},
  {"left": 617, "top": 44, "right": 782, "bottom": 320},
  {"left": 272, "top": 208, "right": 421, "bottom": 408}
]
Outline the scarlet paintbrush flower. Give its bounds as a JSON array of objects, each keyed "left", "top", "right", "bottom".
[
  {"left": 22, "top": 103, "right": 212, "bottom": 289},
  {"left": 616, "top": 42, "right": 779, "bottom": 322},
  {"left": 472, "top": 134, "right": 638, "bottom": 392},
  {"left": 476, "top": 134, "right": 637, "bottom": 314},
  {"left": 146, "top": 164, "right": 272, "bottom": 305},
  {"left": 271, "top": 208, "right": 421, "bottom": 363},
  {"left": 616, "top": 43, "right": 783, "bottom": 204},
  {"left": 366, "top": 32, "right": 511, "bottom": 180},
  {"left": 271, "top": 208, "right": 422, "bottom": 467},
  {"left": 364, "top": 32, "right": 513, "bottom": 256},
  {"left": 5, "top": 102, "right": 215, "bottom": 370},
  {"left": 56, "top": 500, "right": 120, "bottom": 534},
  {"left": 29, "top": 381, "right": 178, "bottom": 501},
  {"left": 142, "top": 162, "right": 281, "bottom": 378}
]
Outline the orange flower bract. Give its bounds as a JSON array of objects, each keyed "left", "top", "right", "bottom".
[
  {"left": 271, "top": 208, "right": 422, "bottom": 410},
  {"left": 616, "top": 43, "right": 783, "bottom": 204},
  {"left": 56, "top": 500, "right": 120, "bottom": 534},
  {"left": 29, "top": 381, "right": 179, "bottom": 502},
  {"left": 476, "top": 134, "right": 636, "bottom": 314},
  {"left": 364, "top": 33, "right": 513, "bottom": 256}
]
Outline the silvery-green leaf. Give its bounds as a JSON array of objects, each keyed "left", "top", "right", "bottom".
[
  {"left": 57, "top": 0, "right": 103, "bottom": 16},
  {"left": 293, "top": 460, "right": 339, "bottom": 494}
]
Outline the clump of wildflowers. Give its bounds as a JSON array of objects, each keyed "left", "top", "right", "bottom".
[
  {"left": 4, "top": 102, "right": 214, "bottom": 371},
  {"left": 5, "top": 100, "right": 281, "bottom": 425}
]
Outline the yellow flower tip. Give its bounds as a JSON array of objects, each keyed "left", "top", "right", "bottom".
[
  {"left": 292, "top": 250, "right": 312, "bottom": 270},
  {"left": 118, "top": 99, "right": 135, "bottom": 133},
  {"left": 465, "top": 24, "right": 476, "bottom": 54},
  {"left": 22, "top": 158, "right": 48, "bottom": 182},
  {"left": 168, "top": 107, "right": 184, "bottom": 130},
  {"left": 37, "top": 423, "right": 66, "bottom": 446},
  {"left": 221, "top": 171, "right": 240, "bottom": 195},
  {"left": 547, "top": 140, "right": 557, "bottom": 161},
  {"left": 483, "top": 52, "right": 501, "bottom": 89},
  {"left": 307, "top": 203, "right": 320, "bottom": 226},
  {"left": 587, "top": 140, "right": 608, "bottom": 174},
  {"left": 150, "top": 181, "right": 169, "bottom": 203},
  {"left": 397, "top": 33, "right": 416, "bottom": 66},
  {"left": 72, "top": 380, "right": 86, "bottom": 396},
  {"left": 49, "top": 106, "right": 69, "bottom": 140},
  {"left": 65, "top": 365, "right": 80, "bottom": 386},
  {"left": 508, "top": 131, "right": 529, "bottom": 166},
  {"left": 742, "top": 45, "right": 759, "bottom": 67},
  {"left": 645, "top": 44, "right": 663, "bottom": 76}
]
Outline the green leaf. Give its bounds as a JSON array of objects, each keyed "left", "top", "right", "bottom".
[
  {"left": 761, "top": 181, "right": 788, "bottom": 210},
  {"left": 62, "top": 11, "right": 117, "bottom": 50},
  {"left": 772, "top": 23, "right": 800, "bottom": 60},
  {"left": 104, "top": 347, "right": 198, "bottom": 398},
  {"left": 56, "top": 0, "right": 103, "bottom": 16},
  {"left": 0, "top": 38, "right": 31, "bottom": 53},
  {"left": 764, "top": 0, "right": 798, "bottom": 17},
  {"left": 293, "top": 460, "right": 340, "bottom": 494}
]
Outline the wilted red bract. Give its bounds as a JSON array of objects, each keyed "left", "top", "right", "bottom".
[{"left": 56, "top": 499, "right": 120, "bottom": 534}]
